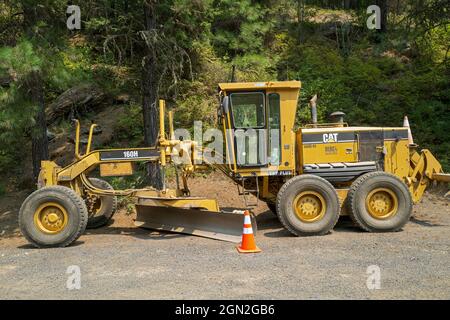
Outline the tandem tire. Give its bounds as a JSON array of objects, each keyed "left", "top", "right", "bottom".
[
  {"left": 276, "top": 175, "right": 340, "bottom": 236},
  {"left": 86, "top": 178, "right": 118, "bottom": 229},
  {"left": 19, "top": 186, "right": 88, "bottom": 248},
  {"left": 347, "top": 171, "right": 413, "bottom": 232}
]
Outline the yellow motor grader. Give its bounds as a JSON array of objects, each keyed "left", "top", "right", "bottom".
[{"left": 19, "top": 81, "right": 449, "bottom": 248}]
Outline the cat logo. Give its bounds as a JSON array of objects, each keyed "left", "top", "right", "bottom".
[{"left": 323, "top": 133, "right": 338, "bottom": 143}]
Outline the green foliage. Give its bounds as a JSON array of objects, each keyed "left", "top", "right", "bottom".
[
  {"left": 0, "top": 40, "right": 42, "bottom": 76},
  {"left": 0, "top": 181, "right": 5, "bottom": 196},
  {"left": 211, "top": 0, "right": 271, "bottom": 57},
  {"left": 0, "top": 36, "right": 90, "bottom": 176},
  {"left": 0, "top": 40, "right": 41, "bottom": 175},
  {"left": 113, "top": 103, "right": 144, "bottom": 147}
]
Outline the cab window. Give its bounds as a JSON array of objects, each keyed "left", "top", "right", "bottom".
[
  {"left": 268, "top": 93, "right": 281, "bottom": 165},
  {"left": 230, "top": 92, "right": 265, "bottom": 128}
]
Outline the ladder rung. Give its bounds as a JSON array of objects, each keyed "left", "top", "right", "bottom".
[{"left": 236, "top": 174, "right": 259, "bottom": 208}]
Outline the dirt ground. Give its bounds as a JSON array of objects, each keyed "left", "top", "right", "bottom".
[{"left": 0, "top": 173, "right": 449, "bottom": 299}]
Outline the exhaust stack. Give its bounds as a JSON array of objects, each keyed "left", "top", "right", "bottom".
[{"left": 309, "top": 94, "right": 318, "bottom": 126}]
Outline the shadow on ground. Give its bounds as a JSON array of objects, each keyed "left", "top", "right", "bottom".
[
  {"left": 85, "top": 219, "right": 188, "bottom": 241},
  {"left": 410, "top": 217, "right": 444, "bottom": 227},
  {"left": 256, "top": 210, "right": 363, "bottom": 238}
]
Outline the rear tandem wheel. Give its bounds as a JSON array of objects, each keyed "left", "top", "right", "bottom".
[
  {"left": 85, "top": 178, "right": 118, "bottom": 229},
  {"left": 346, "top": 171, "right": 413, "bottom": 232}
]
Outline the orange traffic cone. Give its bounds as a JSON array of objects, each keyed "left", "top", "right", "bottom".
[
  {"left": 403, "top": 115, "right": 414, "bottom": 145},
  {"left": 236, "top": 210, "right": 261, "bottom": 254}
]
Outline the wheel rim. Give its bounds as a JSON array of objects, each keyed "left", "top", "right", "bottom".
[
  {"left": 293, "top": 191, "right": 326, "bottom": 222},
  {"left": 365, "top": 188, "right": 398, "bottom": 219},
  {"left": 34, "top": 202, "right": 68, "bottom": 234}
]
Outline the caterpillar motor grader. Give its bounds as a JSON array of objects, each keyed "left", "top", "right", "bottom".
[{"left": 19, "top": 81, "right": 449, "bottom": 248}]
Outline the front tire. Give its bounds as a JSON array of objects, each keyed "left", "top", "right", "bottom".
[
  {"left": 347, "top": 171, "right": 413, "bottom": 232},
  {"left": 276, "top": 175, "right": 340, "bottom": 236},
  {"left": 19, "top": 186, "right": 88, "bottom": 248}
]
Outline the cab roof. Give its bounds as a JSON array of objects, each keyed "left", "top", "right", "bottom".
[{"left": 218, "top": 81, "right": 301, "bottom": 91}]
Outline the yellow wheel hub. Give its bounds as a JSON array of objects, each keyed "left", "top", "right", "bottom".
[
  {"left": 34, "top": 202, "right": 68, "bottom": 234},
  {"left": 366, "top": 188, "right": 398, "bottom": 219},
  {"left": 293, "top": 191, "right": 326, "bottom": 223}
]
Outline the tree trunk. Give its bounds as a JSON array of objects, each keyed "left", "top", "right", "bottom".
[
  {"left": 344, "top": 0, "right": 350, "bottom": 10},
  {"left": 297, "top": 0, "right": 305, "bottom": 43},
  {"left": 142, "top": 0, "right": 163, "bottom": 190},
  {"left": 30, "top": 71, "right": 49, "bottom": 181},
  {"left": 23, "top": 2, "right": 49, "bottom": 182}
]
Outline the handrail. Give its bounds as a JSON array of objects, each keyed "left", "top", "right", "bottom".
[
  {"left": 86, "top": 123, "right": 97, "bottom": 154},
  {"left": 72, "top": 119, "right": 81, "bottom": 159}
]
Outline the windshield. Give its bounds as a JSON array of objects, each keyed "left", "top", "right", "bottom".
[{"left": 230, "top": 92, "right": 265, "bottom": 128}]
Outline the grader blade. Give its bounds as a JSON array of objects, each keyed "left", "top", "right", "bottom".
[{"left": 134, "top": 205, "right": 256, "bottom": 243}]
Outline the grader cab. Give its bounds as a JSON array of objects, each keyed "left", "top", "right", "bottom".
[{"left": 19, "top": 81, "right": 449, "bottom": 248}]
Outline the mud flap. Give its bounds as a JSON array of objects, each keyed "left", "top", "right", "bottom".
[{"left": 134, "top": 205, "right": 257, "bottom": 243}]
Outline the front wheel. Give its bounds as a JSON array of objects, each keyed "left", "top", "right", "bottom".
[
  {"left": 346, "top": 171, "right": 413, "bottom": 232},
  {"left": 276, "top": 175, "right": 340, "bottom": 236},
  {"left": 19, "top": 186, "right": 88, "bottom": 248}
]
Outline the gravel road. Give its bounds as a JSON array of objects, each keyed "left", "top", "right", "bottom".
[{"left": 1, "top": 176, "right": 449, "bottom": 300}]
